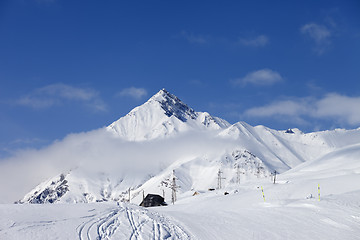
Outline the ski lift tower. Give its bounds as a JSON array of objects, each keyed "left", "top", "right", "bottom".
[
  {"left": 217, "top": 169, "right": 226, "bottom": 189},
  {"left": 171, "top": 170, "right": 179, "bottom": 204}
]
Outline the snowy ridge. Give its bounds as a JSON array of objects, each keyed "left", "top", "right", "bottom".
[
  {"left": 107, "top": 89, "right": 230, "bottom": 141},
  {"left": 18, "top": 89, "right": 360, "bottom": 205},
  {"left": 18, "top": 173, "right": 69, "bottom": 204}
]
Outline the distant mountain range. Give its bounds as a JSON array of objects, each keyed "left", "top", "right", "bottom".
[{"left": 18, "top": 89, "right": 360, "bottom": 204}]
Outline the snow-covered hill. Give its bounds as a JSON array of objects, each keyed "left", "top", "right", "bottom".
[{"left": 17, "top": 89, "right": 360, "bottom": 206}]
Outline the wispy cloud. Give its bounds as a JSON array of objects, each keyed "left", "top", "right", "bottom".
[
  {"left": 231, "top": 69, "right": 283, "bottom": 87},
  {"left": 116, "top": 87, "right": 147, "bottom": 100},
  {"left": 238, "top": 35, "right": 269, "bottom": 47},
  {"left": 16, "top": 83, "right": 107, "bottom": 112},
  {"left": 301, "top": 23, "right": 331, "bottom": 44},
  {"left": 0, "top": 128, "right": 242, "bottom": 202},
  {"left": 177, "top": 31, "right": 269, "bottom": 49},
  {"left": 243, "top": 93, "right": 360, "bottom": 127},
  {"left": 178, "top": 31, "right": 208, "bottom": 44},
  {"left": 315, "top": 94, "right": 360, "bottom": 125},
  {"left": 300, "top": 23, "right": 332, "bottom": 55},
  {"left": 243, "top": 98, "right": 311, "bottom": 125}
]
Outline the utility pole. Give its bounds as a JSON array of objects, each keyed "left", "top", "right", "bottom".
[
  {"left": 128, "top": 187, "right": 131, "bottom": 203},
  {"left": 273, "top": 170, "right": 277, "bottom": 184},
  {"left": 171, "top": 170, "right": 178, "bottom": 205},
  {"left": 217, "top": 169, "right": 226, "bottom": 189},
  {"left": 236, "top": 165, "right": 241, "bottom": 185}
]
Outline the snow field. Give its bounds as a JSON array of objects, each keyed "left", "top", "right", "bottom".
[
  {"left": 0, "top": 203, "right": 193, "bottom": 240},
  {"left": 1, "top": 164, "right": 360, "bottom": 240}
]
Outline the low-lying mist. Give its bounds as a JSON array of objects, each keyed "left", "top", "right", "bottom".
[{"left": 0, "top": 128, "right": 237, "bottom": 203}]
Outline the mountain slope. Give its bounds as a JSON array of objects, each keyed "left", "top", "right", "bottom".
[{"left": 17, "top": 89, "right": 360, "bottom": 204}]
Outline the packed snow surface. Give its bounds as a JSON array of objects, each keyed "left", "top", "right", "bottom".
[
  {"left": 1, "top": 89, "right": 360, "bottom": 239},
  {"left": 1, "top": 167, "right": 360, "bottom": 239}
]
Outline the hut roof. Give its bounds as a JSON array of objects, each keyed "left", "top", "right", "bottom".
[{"left": 139, "top": 194, "right": 167, "bottom": 208}]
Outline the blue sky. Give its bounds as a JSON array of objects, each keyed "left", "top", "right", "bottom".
[{"left": 1, "top": 0, "right": 360, "bottom": 157}]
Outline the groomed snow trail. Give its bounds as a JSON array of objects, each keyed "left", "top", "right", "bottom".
[{"left": 77, "top": 203, "right": 192, "bottom": 240}]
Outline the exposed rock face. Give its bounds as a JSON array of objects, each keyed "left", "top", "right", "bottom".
[
  {"left": 231, "top": 149, "right": 270, "bottom": 178},
  {"left": 155, "top": 89, "right": 197, "bottom": 122},
  {"left": 285, "top": 129, "right": 295, "bottom": 134},
  {"left": 18, "top": 174, "right": 69, "bottom": 204}
]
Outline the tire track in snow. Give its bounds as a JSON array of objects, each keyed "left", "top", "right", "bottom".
[
  {"left": 97, "top": 211, "right": 122, "bottom": 239},
  {"left": 151, "top": 212, "right": 192, "bottom": 240},
  {"left": 126, "top": 208, "right": 144, "bottom": 240},
  {"left": 152, "top": 220, "right": 161, "bottom": 240},
  {"left": 77, "top": 204, "right": 193, "bottom": 240},
  {"left": 78, "top": 209, "right": 120, "bottom": 240}
]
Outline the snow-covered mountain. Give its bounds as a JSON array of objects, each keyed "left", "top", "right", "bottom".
[
  {"left": 18, "top": 89, "right": 360, "bottom": 205},
  {"left": 107, "top": 89, "right": 230, "bottom": 141}
]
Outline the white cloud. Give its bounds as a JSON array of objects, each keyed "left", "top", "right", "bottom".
[
  {"left": 239, "top": 35, "right": 269, "bottom": 47},
  {"left": 39, "top": 83, "right": 99, "bottom": 101},
  {"left": 314, "top": 94, "right": 360, "bottom": 125},
  {"left": 232, "top": 69, "right": 283, "bottom": 86},
  {"left": 16, "top": 83, "right": 107, "bottom": 112},
  {"left": 301, "top": 23, "right": 331, "bottom": 55},
  {"left": 117, "top": 87, "right": 147, "bottom": 100},
  {"left": 244, "top": 99, "right": 308, "bottom": 117},
  {"left": 17, "top": 96, "right": 55, "bottom": 109},
  {"left": 178, "top": 32, "right": 269, "bottom": 48},
  {"left": 244, "top": 93, "right": 360, "bottom": 127},
  {"left": 179, "top": 31, "right": 208, "bottom": 44},
  {"left": 301, "top": 23, "right": 331, "bottom": 44},
  {"left": 0, "top": 128, "right": 241, "bottom": 203}
]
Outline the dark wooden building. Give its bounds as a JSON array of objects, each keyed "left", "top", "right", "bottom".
[{"left": 139, "top": 194, "right": 167, "bottom": 207}]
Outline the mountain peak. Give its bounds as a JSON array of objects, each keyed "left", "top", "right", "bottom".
[
  {"left": 151, "top": 88, "right": 169, "bottom": 98},
  {"left": 148, "top": 89, "right": 197, "bottom": 122},
  {"left": 149, "top": 88, "right": 175, "bottom": 103},
  {"left": 107, "top": 89, "right": 230, "bottom": 141}
]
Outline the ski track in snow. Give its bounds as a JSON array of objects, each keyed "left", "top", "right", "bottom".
[{"left": 77, "top": 205, "right": 192, "bottom": 240}]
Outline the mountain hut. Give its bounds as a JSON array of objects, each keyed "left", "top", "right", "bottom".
[{"left": 139, "top": 194, "right": 167, "bottom": 207}]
